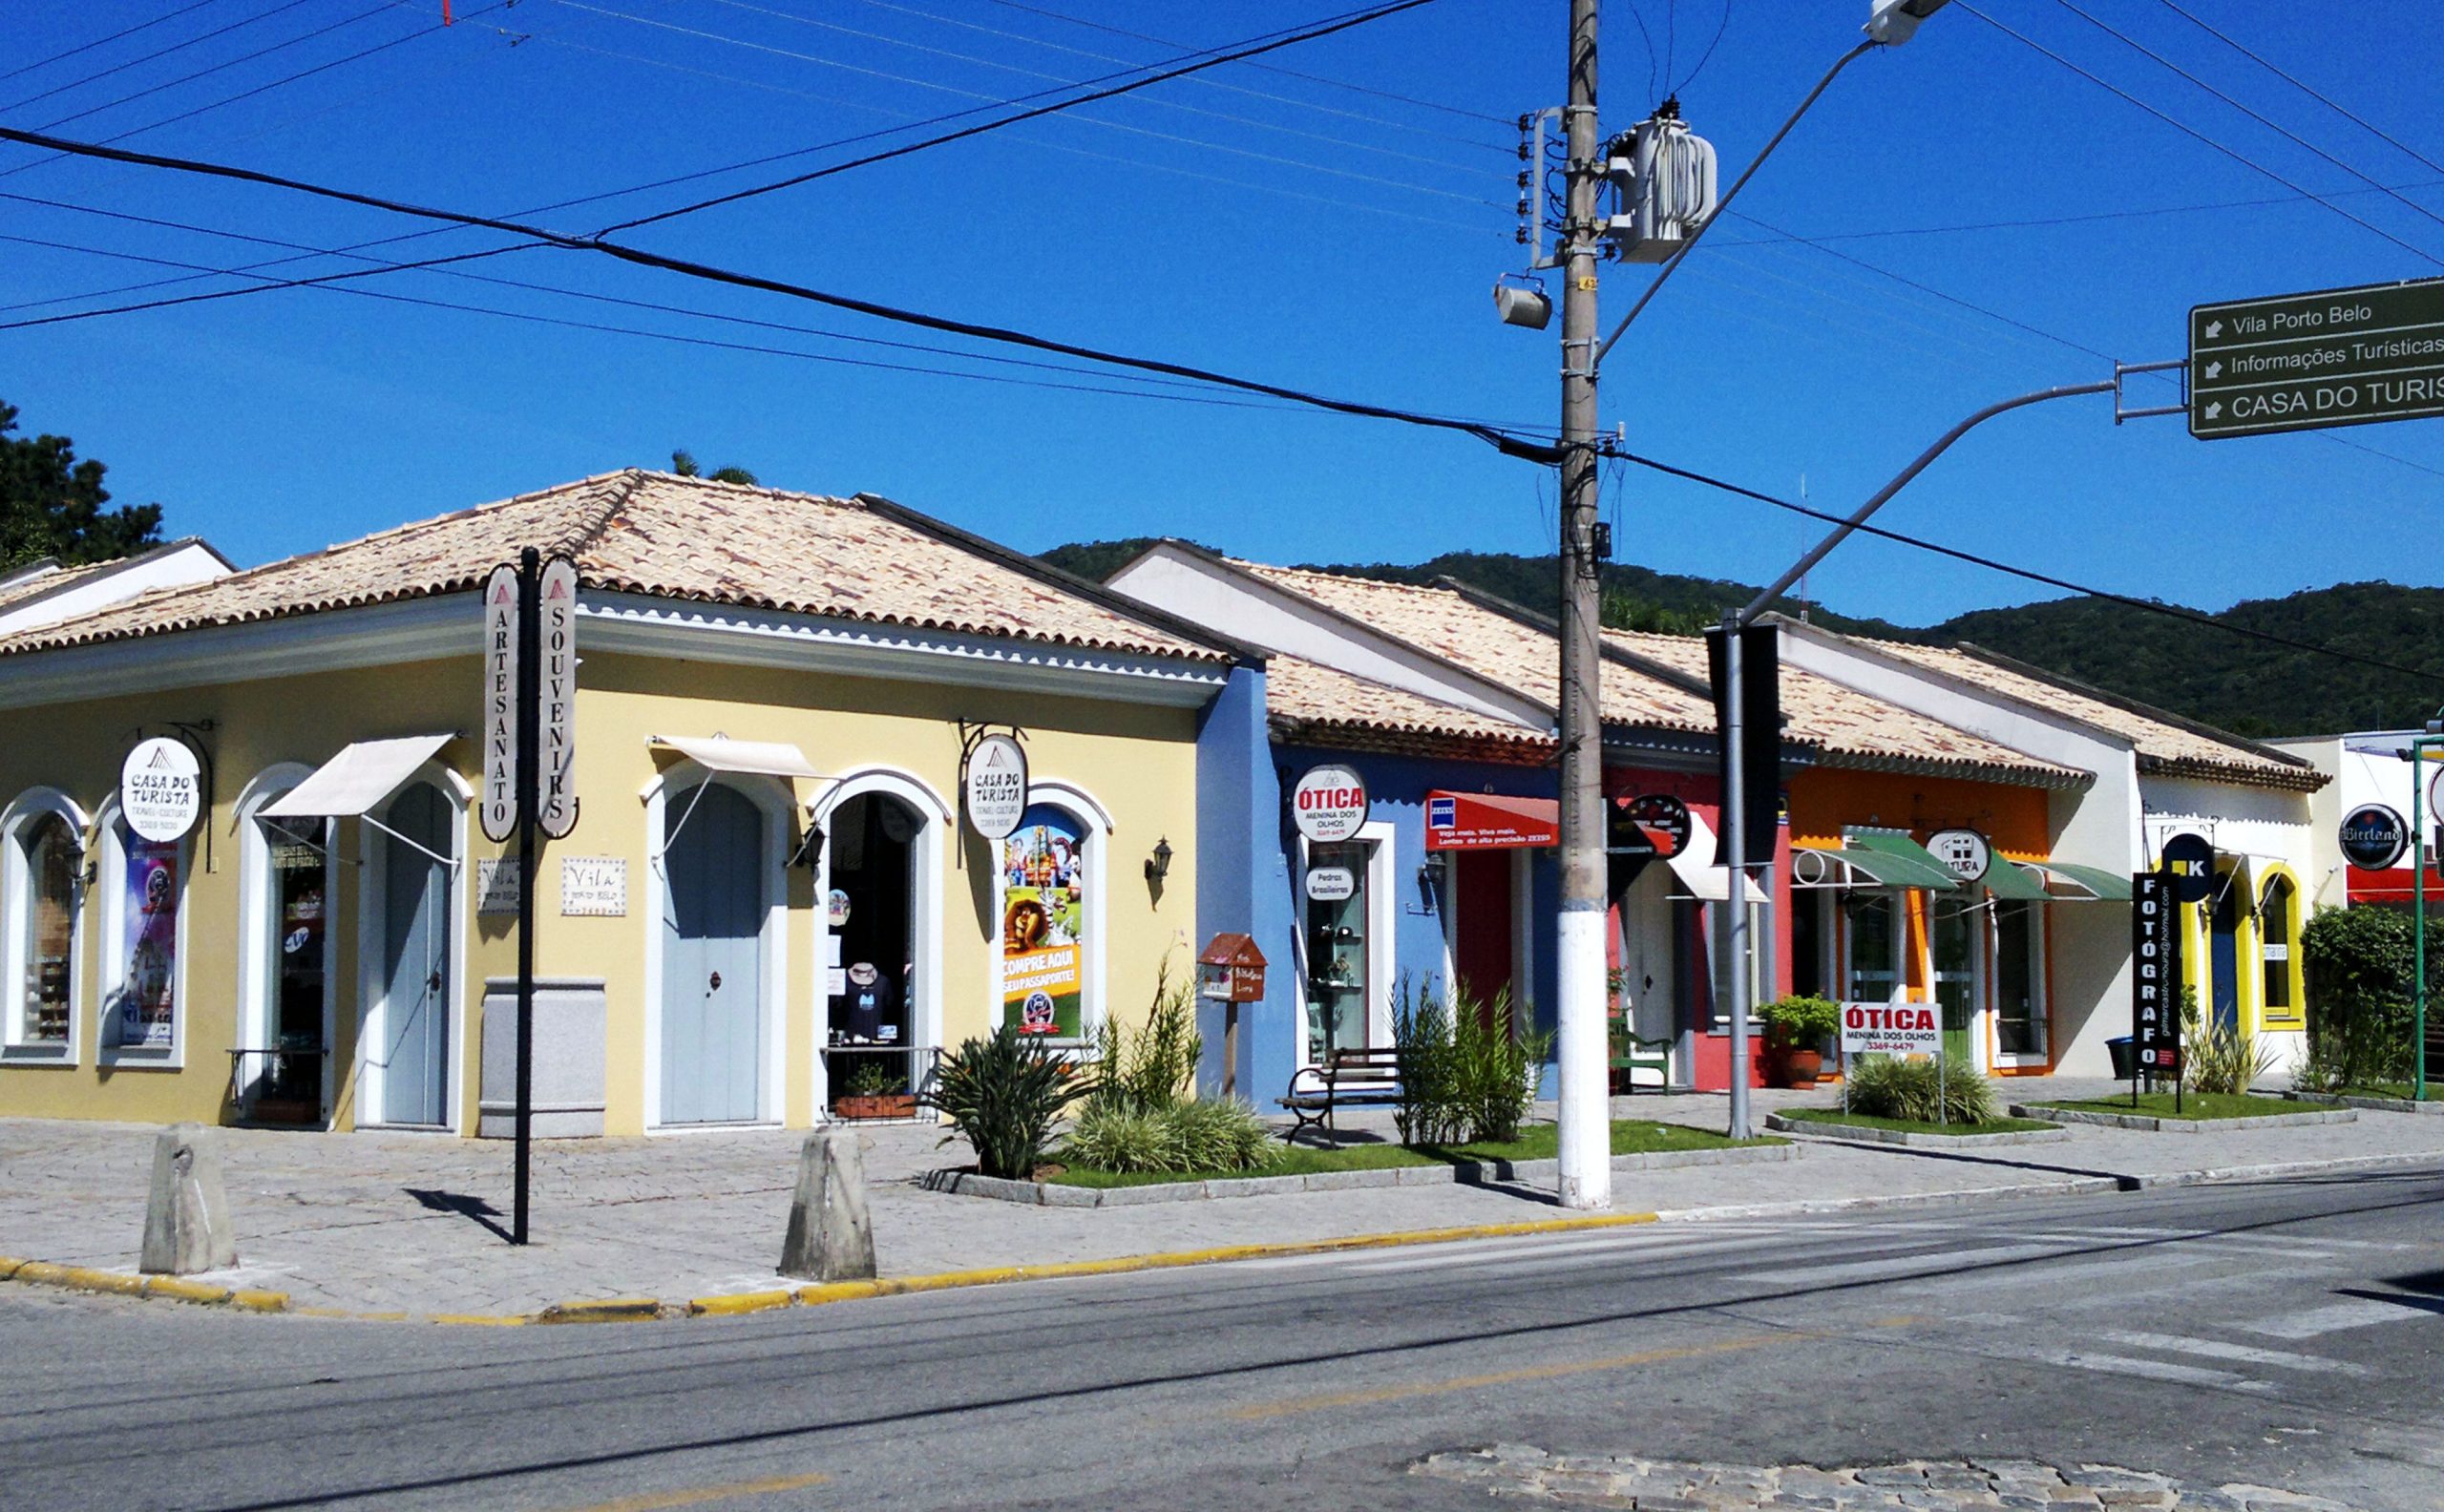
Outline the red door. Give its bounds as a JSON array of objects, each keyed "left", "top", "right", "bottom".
[{"left": 1453, "top": 851, "right": 1513, "bottom": 1021}]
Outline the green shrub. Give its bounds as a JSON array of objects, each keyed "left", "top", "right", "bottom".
[
  {"left": 2180, "top": 987, "right": 2274, "bottom": 1096},
  {"left": 1390, "top": 979, "right": 1551, "bottom": 1145},
  {"left": 2299, "top": 906, "right": 2418, "bottom": 1090},
  {"left": 921, "top": 1024, "right": 1094, "bottom": 1179},
  {"left": 1845, "top": 1052, "right": 1997, "bottom": 1125},
  {"left": 1062, "top": 1098, "right": 1275, "bottom": 1174},
  {"left": 1087, "top": 957, "right": 1204, "bottom": 1117},
  {"left": 1759, "top": 994, "right": 1841, "bottom": 1043}
]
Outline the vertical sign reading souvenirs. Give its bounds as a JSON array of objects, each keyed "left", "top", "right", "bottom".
[
  {"left": 537, "top": 556, "right": 579, "bottom": 839},
  {"left": 1002, "top": 805, "right": 1086, "bottom": 1037},
  {"left": 480, "top": 562, "right": 521, "bottom": 844},
  {"left": 2131, "top": 872, "right": 2181, "bottom": 1081}
]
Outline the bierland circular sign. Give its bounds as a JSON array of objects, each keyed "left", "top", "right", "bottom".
[
  {"left": 1291, "top": 764, "right": 1368, "bottom": 843},
  {"left": 2339, "top": 804, "right": 2408, "bottom": 871},
  {"left": 120, "top": 737, "right": 202, "bottom": 843}
]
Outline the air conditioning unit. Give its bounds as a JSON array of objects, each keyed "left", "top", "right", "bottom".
[{"left": 1606, "top": 114, "right": 1717, "bottom": 263}]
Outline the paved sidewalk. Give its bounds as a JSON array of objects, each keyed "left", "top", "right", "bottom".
[{"left": 5, "top": 1081, "right": 2439, "bottom": 1318}]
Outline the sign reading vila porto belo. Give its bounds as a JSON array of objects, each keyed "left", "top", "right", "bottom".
[
  {"left": 1839, "top": 998, "right": 1941, "bottom": 1057},
  {"left": 1291, "top": 764, "right": 1368, "bottom": 843},
  {"left": 2132, "top": 872, "right": 2181, "bottom": 1079},
  {"left": 2190, "top": 279, "right": 2444, "bottom": 439},
  {"left": 963, "top": 733, "right": 1028, "bottom": 840},
  {"left": 119, "top": 737, "right": 201, "bottom": 843},
  {"left": 480, "top": 563, "right": 520, "bottom": 843}
]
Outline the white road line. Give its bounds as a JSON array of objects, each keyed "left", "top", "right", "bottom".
[
  {"left": 2051, "top": 1226, "right": 2406, "bottom": 1251},
  {"left": 1224, "top": 1225, "right": 1789, "bottom": 1274},
  {"left": 2100, "top": 1330, "right": 2371, "bottom": 1376},
  {"left": 2006, "top": 1346, "right": 2274, "bottom": 1394},
  {"left": 1730, "top": 1243, "right": 2074, "bottom": 1289},
  {"left": 1345, "top": 1231, "right": 1811, "bottom": 1276},
  {"left": 1928, "top": 1250, "right": 2223, "bottom": 1294},
  {"left": 2245, "top": 1298, "right": 2433, "bottom": 1339}
]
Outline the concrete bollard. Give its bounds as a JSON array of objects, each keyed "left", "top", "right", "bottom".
[
  {"left": 778, "top": 1128, "right": 875, "bottom": 1282},
  {"left": 139, "top": 1124, "right": 237, "bottom": 1275}
]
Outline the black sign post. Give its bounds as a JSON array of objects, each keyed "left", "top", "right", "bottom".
[
  {"left": 2132, "top": 872, "right": 2181, "bottom": 1110},
  {"left": 513, "top": 547, "right": 540, "bottom": 1247}
]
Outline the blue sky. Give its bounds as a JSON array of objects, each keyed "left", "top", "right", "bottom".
[{"left": 4, "top": 0, "right": 2440, "bottom": 627}]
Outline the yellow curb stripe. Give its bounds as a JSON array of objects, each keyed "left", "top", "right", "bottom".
[
  {"left": 0, "top": 1255, "right": 25, "bottom": 1281},
  {"left": 426, "top": 1312, "right": 529, "bottom": 1327},
  {"left": 686, "top": 1290, "right": 795, "bottom": 1318},
  {"left": 142, "top": 1277, "right": 235, "bottom": 1306},
  {"left": 56, "top": 1266, "right": 149, "bottom": 1297},
  {"left": 537, "top": 1297, "right": 663, "bottom": 1324},
  {"left": 229, "top": 1289, "right": 291, "bottom": 1312},
  {"left": 544, "top": 1470, "right": 831, "bottom": 1512}
]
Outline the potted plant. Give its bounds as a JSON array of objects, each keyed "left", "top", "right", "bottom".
[
  {"left": 1759, "top": 995, "right": 1840, "bottom": 1088},
  {"left": 833, "top": 1060, "right": 916, "bottom": 1121}
]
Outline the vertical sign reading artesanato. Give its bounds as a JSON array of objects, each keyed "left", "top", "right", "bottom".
[
  {"left": 537, "top": 556, "right": 579, "bottom": 838},
  {"left": 480, "top": 563, "right": 520, "bottom": 843}
]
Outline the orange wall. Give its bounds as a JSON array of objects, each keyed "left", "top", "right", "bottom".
[{"left": 1788, "top": 769, "right": 2051, "bottom": 859}]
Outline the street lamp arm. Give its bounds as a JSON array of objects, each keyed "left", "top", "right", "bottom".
[
  {"left": 1594, "top": 38, "right": 1879, "bottom": 368},
  {"left": 1736, "top": 378, "right": 2116, "bottom": 625}
]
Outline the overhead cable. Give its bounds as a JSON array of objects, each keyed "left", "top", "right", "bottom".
[
  {"left": 1, "top": 0, "right": 232, "bottom": 86},
  {"left": 2152, "top": 0, "right": 2444, "bottom": 178}
]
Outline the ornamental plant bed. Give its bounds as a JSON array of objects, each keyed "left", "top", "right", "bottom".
[
  {"left": 1041, "top": 1120, "right": 1784, "bottom": 1191},
  {"left": 1771, "top": 1108, "right": 2062, "bottom": 1145},
  {"left": 2284, "top": 1085, "right": 2442, "bottom": 1115},
  {"left": 2013, "top": 1093, "right": 2355, "bottom": 1133},
  {"left": 832, "top": 1094, "right": 919, "bottom": 1121}
]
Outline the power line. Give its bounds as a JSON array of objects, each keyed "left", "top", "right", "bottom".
[
  {"left": 1674, "top": 0, "right": 1732, "bottom": 96},
  {"left": 1957, "top": 2, "right": 2444, "bottom": 270},
  {"left": 594, "top": 0, "right": 1456, "bottom": 234},
  {"left": 1706, "top": 177, "right": 2444, "bottom": 248},
  {"left": 1605, "top": 445, "right": 2444, "bottom": 683},
  {"left": 2043, "top": 0, "right": 2444, "bottom": 242},
  {"left": 0, "top": 0, "right": 320, "bottom": 115},
  {"left": 2152, "top": 0, "right": 2444, "bottom": 179},
  {"left": 975, "top": 0, "right": 1510, "bottom": 128},
  {"left": 0, "top": 122, "right": 1560, "bottom": 460},
  {"left": 1, "top": 0, "right": 232, "bottom": 86}
]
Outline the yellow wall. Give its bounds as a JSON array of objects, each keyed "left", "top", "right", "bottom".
[
  {"left": 0, "top": 646, "right": 1203, "bottom": 1135},
  {"left": 2177, "top": 859, "right": 2307, "bottom": 1037}
]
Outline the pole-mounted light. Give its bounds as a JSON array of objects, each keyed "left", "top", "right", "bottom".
[{"left": 1866, "top": 0, "right": 1951, "bottom": 46}]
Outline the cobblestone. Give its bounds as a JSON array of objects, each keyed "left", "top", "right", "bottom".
[{"left": 1411, "top": 1450, "right": 2357, "bottom": 1511}]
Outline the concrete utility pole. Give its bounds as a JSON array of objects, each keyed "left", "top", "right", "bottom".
[{"left": 1553, "top": 0, "right": 1610, "bottom": 1210}]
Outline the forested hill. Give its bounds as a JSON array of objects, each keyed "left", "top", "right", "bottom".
[{"left": 1040, "top": 540, "right": 2444, "bottom": 738}]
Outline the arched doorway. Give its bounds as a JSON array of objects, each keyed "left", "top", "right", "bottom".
[
  {"left": 661, "top": 781, "right": 769, "bottom": 1125},
  {"left": 370, "top": 781, "right": 454, "bottom": 1127}
]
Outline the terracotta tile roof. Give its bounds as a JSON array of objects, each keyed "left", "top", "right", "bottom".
[
  {"left": 1239, "top": 564, "right": 1717, "bottom": 733},
  {"left": 0, "top": 556, "right": 116, "bottom": 611},
  {"left": 1851, "top": 638, "right": 2323, "bottom": 792},
  {"left": 1602, "top": 629, "right": 2089, "bottom": 788},
  {"left": 0, "top": 472, "right": 1226, "bottom": 664},
  {"left": 1266, "top": 653, "right": 1553, "bottom": 759}
]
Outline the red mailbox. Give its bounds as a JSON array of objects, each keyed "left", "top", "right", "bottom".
[{"left": 1197, "top": 933, "right": 1268, "bottom": 1003}]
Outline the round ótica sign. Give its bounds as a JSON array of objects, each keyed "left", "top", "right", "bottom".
[
  {"left": 1291, "top": 764, "right": 1368, "bottom": 843},
  {"left": 1926, "top": 828, "right": 1992, "bottom": 884},
  {"left": 962, "top": 732, "right": 1028, "bottom": 840},
  {"left": 119, "top": 737, "right": 202, "bottom": 843},
  {"left": 2339, "top": 804, "right": 2408, "bottom": 871}
]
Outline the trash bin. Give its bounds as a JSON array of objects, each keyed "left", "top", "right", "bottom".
[{"left": 2106, "top": 1036, "right": 2136, "bottom": 1080}]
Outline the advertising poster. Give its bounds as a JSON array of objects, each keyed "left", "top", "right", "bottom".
[
  {"left": 116, "top": 837, "right": 180, "bottom": 1049},
  {"left": 1001, "top": 806, "right": 1085, "bottom": 1038}
]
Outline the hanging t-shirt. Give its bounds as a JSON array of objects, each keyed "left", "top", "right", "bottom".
[{"left": 834, "top": 962, "right": 898, "bottom": 1041}]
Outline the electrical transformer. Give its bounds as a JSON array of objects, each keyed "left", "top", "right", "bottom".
[{"left": 1606, "top": 113, "right": 1717, "bottom": 263}]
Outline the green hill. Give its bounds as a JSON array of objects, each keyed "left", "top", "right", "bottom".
[{"left": 1049, "top": 540, "right": 2444, "bottom": 736}]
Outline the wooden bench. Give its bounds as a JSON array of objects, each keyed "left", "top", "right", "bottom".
[
  {"left": 1609, "top": 1011, "right": 1674, "bottom": 1095},
  {"left": 1278, "top": 1047, "right": 1402, "bottom": 1142}
]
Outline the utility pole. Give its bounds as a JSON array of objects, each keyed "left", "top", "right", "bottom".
[{"left": 1553, "top": 0, "right": 1610, "bottom": 1210}]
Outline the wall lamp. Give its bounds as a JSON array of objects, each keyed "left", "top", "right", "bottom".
[
  {"left": 1145, "top": 836, "right": 1173, "bottom": 883},
  {"left": 788, "top": 813, "right": 827, "bottom": 871}
]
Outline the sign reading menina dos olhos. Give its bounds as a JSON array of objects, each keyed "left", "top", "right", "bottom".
[
  {"left": 1291, "top": 764, "right": 1367, "bottom": 844},
  {"left": 119, "top": 737, "right": 201, "bottom": 843}
]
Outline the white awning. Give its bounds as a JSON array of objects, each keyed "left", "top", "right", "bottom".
[
  {"left": 1666, "top": 809, "right": 1769, "bottom": 906},
  {"left": 263, "top": 734, "right": 453, "bottom": 819},
  {"left": 648, "top": 734, "right": 820, "bottom": 781}
]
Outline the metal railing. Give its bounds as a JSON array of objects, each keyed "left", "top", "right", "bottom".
[
  {"left": 819, "top": 1043, "right": 940, "bottom": 1124},
  {"left": 226, "top": 1047, "right": 326, "bottom": 1124}
]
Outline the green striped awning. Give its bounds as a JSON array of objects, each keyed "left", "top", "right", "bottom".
[
  {"left": 1983, "top": 860, "right": 2054, "bottom": 901},
  {"left": 2022, "top": 860, "right": 2135, "bottom": 901},
  {"left": 1793, "top": 830, "right": 1962, "bottom": 892}
]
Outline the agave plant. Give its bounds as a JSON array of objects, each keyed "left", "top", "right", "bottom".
[{"left": 921, "top": 1024, "right": 1095, "bottom": 1180}]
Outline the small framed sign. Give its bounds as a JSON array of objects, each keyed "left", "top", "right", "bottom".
[{"left": 559, "top": 856, "right": 626, "bottom": 916}]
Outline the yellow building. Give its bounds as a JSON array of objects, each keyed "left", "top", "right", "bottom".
[{"left": 0, "top": 472, "right": 1231, "bottom": 1137}]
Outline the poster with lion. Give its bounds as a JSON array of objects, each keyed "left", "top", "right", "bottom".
[{"left": 1001, "top": 807, "right": 1085, "bottom": 1037}]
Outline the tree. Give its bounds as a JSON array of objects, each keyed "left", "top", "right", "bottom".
[
  {"left": 0, "top": 401, "right": 163, "bottom": 568},
  {"left": 668, "top": 450, "right": 758, "bottom": 487}
]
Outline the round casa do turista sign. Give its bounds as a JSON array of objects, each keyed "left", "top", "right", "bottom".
[
  {"left": 963, "top": 733, "right": 1029, "bottom": 841},
  {"left": 1291, "top": 764, "right": 1368, "bottom": 844},
  {"left": 120, "top": 737, "right": 202, "bottom": 843}
]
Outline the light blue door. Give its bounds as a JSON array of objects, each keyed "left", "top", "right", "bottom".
[
  {"left": 663, "top": 783, "right": 766, "bottom": 1124},
  {"left": 377, "top": 783, "right": 453, "bottom": 1126}
]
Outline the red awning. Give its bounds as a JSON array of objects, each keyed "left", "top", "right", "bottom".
[
  {"left": 2347, "top": 864, "right": 2444, "bottom": 904},
  {"left": 1425, "top": 789, "right": 1559, "bottom": 851}
]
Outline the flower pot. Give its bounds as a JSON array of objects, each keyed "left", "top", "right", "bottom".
[
  {"left": 1778, "top": 1046, "right": 1824, "bottom": 1088},
  {"left": 834, "top": 1093, "right": 917, "bottom": 1121}
]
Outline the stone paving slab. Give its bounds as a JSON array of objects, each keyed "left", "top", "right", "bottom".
[{"left": 4, "top": 1079, "right": 2440, "bottom": 1319}]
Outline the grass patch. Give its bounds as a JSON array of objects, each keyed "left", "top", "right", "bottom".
[
  {"left": 1043, "top": 1119, "right": 1776, "bottom": 1187},
  {"left": 1782, "top": 1107, "right": 2055, "bottom": 1137},
  {"left": 2041, "top": 1092, "right": 2303, "bottom": 1122}
]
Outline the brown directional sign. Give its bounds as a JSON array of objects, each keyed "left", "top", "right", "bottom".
[{"left": 2190, "top": 279, "right": 2444, "bottom": 439}]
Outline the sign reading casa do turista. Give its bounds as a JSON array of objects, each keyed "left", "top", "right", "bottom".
[
  {"left": 963, "top": 733, "right": 1028, "bottom": 840},
  {"left": 119, "top": 737, "right": 202, "bottom": 843},
  {"left": 2190, "top": 279, "right": 2444, "bottom": 439},
  {"left": 1291, "top": 764, "right": 1368, "bottom": 844}
]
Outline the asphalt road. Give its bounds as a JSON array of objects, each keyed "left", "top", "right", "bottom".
[{"left": 3, "top": 1168, "right": 2440, "bottom": 1512}]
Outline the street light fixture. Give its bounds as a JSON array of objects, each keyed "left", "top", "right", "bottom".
[{"left": 1866, "top": 0, "right": 1952, "bottom": 46}]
